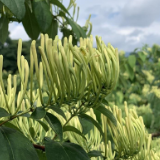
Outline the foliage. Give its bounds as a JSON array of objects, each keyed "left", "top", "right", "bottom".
[
  {"left": 0, "top": 34, "right": 121, "bottom": 159},
  {"left": 0, "top": 0, "right": 92, "bottom": 44},
  {"left": 105, "top": 44, "right": 160, "bottom": 134}
]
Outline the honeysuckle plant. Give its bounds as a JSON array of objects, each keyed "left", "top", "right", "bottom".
[
  {"left": 0, "top": 34, "right": 119, "bottom": 160},
  {"left": 0, "top": 34, "right": 158, "bottom": 160}
]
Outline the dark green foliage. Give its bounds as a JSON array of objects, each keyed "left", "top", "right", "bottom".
[
  {"left": 108, "top": 44, "right": 160, "bottom": 133},
  {"left": 0, "top": 126, "right": 39, "bottom": 160},
  {"left": 31, "top": 107, "right": 46, "bottom": 120},
  {"left": 0, "top": 16, "right": 9, "bottom": 43},
  {"left": 0, "top": 0, "right": 88, "bottom": 43},
  {"left": 32, "top": 0, "right": 52, "bottom": 33},
  {"left": 45, "top": 139, "right": 90, "bottom": 160},
  {"left": 0, "top": 107, "right": 10, "bottom": 118},
  {"left": 0, "top": 0, "right": 25, "bottom": 20},
  {"left": 22, "top": 3, "right": 40, "bottom": 40},
  {"left": 88, "top": 150, "right": 104, "bottom": 158},
  {"left": 63, "top": 125, "right": 86, "bottom": 140},
  {"left": 45, "top": 112, "right": 63, "bottom": 141}
]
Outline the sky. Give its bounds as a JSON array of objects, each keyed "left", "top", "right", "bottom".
[{"left": 9, "top": 0, "right": 160, "bottom": 52}]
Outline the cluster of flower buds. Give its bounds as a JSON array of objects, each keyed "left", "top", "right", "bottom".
[{"left": 27, "top": 34, "right": 119, "bottom": 108}]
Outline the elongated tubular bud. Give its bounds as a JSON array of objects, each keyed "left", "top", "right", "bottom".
[
  {"left": 60, "top": 46, "right": 71, "bottom": 100},
  {"left": 43, "top": 39, "right": 57, "bottom": 101},
  {"left": 40, "top": 34, "right": 45, "bottom": 51},
  {"left": 38, "top": 46, "right": 58, "bottom": 101},
  {"left": 31, "top": 41, "right": 44, "bottom": 106},
  {"left": 54, "top": 52, "right": 65, "bottom": 104},
  {"left": 17, "top": 39, "right": 22, "bottom": 77},
  {"left": 30, "top": 47, "right": 33, "bottom": 104},
  {"left": 14, "top": 59, "right": 29, "bottom": 114},
  {"left": 0, "top": 55, "right": 10, "bottom": 113},
  {"left": 69, "top": 66, "right": 78, "bottom": 98},
  {"left": 9, "top": 75, "right": 17, "bottom": 113},
  {"left": 39, "top": 62, "right": 43, "bottom": 89},
  {"left": 7, "top": 74, "right": 12, "bottom": 106}
]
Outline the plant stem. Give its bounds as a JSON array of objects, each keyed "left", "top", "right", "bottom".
[
  {"left": 0, "top": 108, "right": 31, "bottom": 126},
  {"left": 52, "top": 101, "right": 85, "bottom": 140}
]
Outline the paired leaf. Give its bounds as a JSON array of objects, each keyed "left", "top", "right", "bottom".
[
  {"left": 0, "top": 107, "right": 10, "bottom": 118},
  {"left": 45, "top": 140, "right": 90, "bottom": 160},
  {"left": 50, "top": 105, "right": 66, "bottom": 120},
  {"left": 0, "top": 126, "right": 39, "bottom": 160},
  {"left": 95, "top": 105, "right": 117, "bottom": 126},
  {"left": 88, "top": 150, "right": 104, "bottom": 158},
  {"left": 22, "top": 3, "right": 40, "bottom": 40},
  {"left": 45, "top": 112, "right": 63, "bottom": 141},
  {"left": 138, "top": 52, "right": 146, "bottom": 62},
  {"left": 36, "top": 120, "right": 49, "bottom": 132},
  {"left": 18, "top": 111, "right": 30, "bottom": 117},
  {"left": 128, "top": 55, "right": 136, "bottom": 68},
  {"left": 0, "top": 16, "right": 9, "bottom": 43},
  {"left": 125, "top": 64, "right": 134, "bottom": 80},
  {"left": 33, "top": 0, "right": 52, "bottom": 32},
  {"left": 59, "top": 11, "right": 86, "bottom": 40},
  {"left": 63, "top": 125, "right": 86, "bottom": 140},
  {"left": 31, "top": 107, "right": 46, "bottom": 120},
  {"left": 66, "top": 17, "right": 81, "bottom": 39},
  {"left": 0, "top": 121, "right": 22, "bottom": 133},
  {"left": 36, "top": 149, "right": 47, "bottom": 160},
  {"left": 78, "top": 114, "right": 105, "bottom": 141},
  {"left": 79, "top": 117, "right": 94, "bottom": 135},
  {"left": 0, "top": 0, "right": 25, "bottom": 20},
  {"left": 49, "top": 0, "right": 70, "bottom": 16},
  {"left": 0, "top": 129, "right": 10, "bottom": 159},
  {"left": 46, "top": 18, "right": 58, "bottom": 39},
  {"left": 29, "top": 127, "right": 36, "bottom": 139}
]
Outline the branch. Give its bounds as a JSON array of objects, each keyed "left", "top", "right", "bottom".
[
  {"left": 0, "top": 108, "right": 32, "bottom": 126},
  {"left": 152, "top": 132, "right": 160, "bottom": 139},
  {"left": 33, "top": 144, "right": 45, "bottom": 151}
]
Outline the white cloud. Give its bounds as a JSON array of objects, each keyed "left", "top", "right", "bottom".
[
  {"left": 9, "top": 23, "right": 30, "bottom": 41},
  {"left": 8, "top": 0, "right": 160, "bottom": 52}
]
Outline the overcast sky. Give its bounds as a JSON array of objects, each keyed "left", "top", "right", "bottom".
[{"left": 9, "top": 0, "right": 160, "bottom": 52}]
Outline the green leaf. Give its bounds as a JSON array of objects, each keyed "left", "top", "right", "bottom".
[
  {"left": 0, "top": 129, "right": 10, "bottom": 159},
  {"left": 125, "top": 64, "right": 134, "bottom": 80},
  {"left": 29, "top": 127, "right": 36, "bottom": 139},
  {"left": 138, "top": 51, "right": 146, "bottom": 62},
  {"left": 18, "top": 111, "right": 31, "bottom": 117},
  {"left": 50, "top": 105, "right": 66, "bottom": 120},
  {"left": 0, "top": 0, "right": 25, "bottom": 20},
  {"left": 22, "top": 3, "right": 40, "bottom": 40},
  {"left": 45, "top": 112, "right": 63, "bottom": 141},
  {"left": 76, "top": 24, "right": 87, "bottom": 38},
  {"left": 61, "top": 27, "right": 78, "bottom": 45},
  {"left": 95, "top": 105, "right": 117, "bottom": 126},
  {"left": 49, "top": 0, "right": 70, "bottom": 16},
  {"left": 88, "top": 150, "right": 104, "bottom": 158},
  {"left": 128, "top": 55, "right": 136, "bottom": 68},
  {"left": 0, "top": 126, "right": 39, "bottom": 160},
  {"left": 63, "top": 125, "right": 86, "bottom": 140},
  {"left": 36, "top": 149, "right": 47, "bottom": 160},
  {"left": 46, "top": 18, "right": 58, "bottom": 39},
  {"left": 31, "top": 107, "right": 46, "bottom": 120},
  {"left": 78, "top": 114, "right": 104, "bottom": 141},
  {"left": 0, "top": 2, "right": 3, "bottom": 12},
  {"left": 65, "top": 17, "right": 81, "bottom": 39},
  {"left": 79, "top": 117, "right": 94, "bottom": 135},
  {"left": 45, "top": 140, "right": 90, "bottom": 160},
  {"left": 0, "top": 107, "right": 10, "bottom": 118},
  {"left": 0, "top": 121, "right": 22, "bottom": 133},
  {"left": 0, "top": 16, "right": 9, "bottom": 43},
  {"left": 33, "top": 0, "right": 52, "bottom": 32},
  {"left": 36, "top": 120, "right": 49, "bottom": 132}
]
